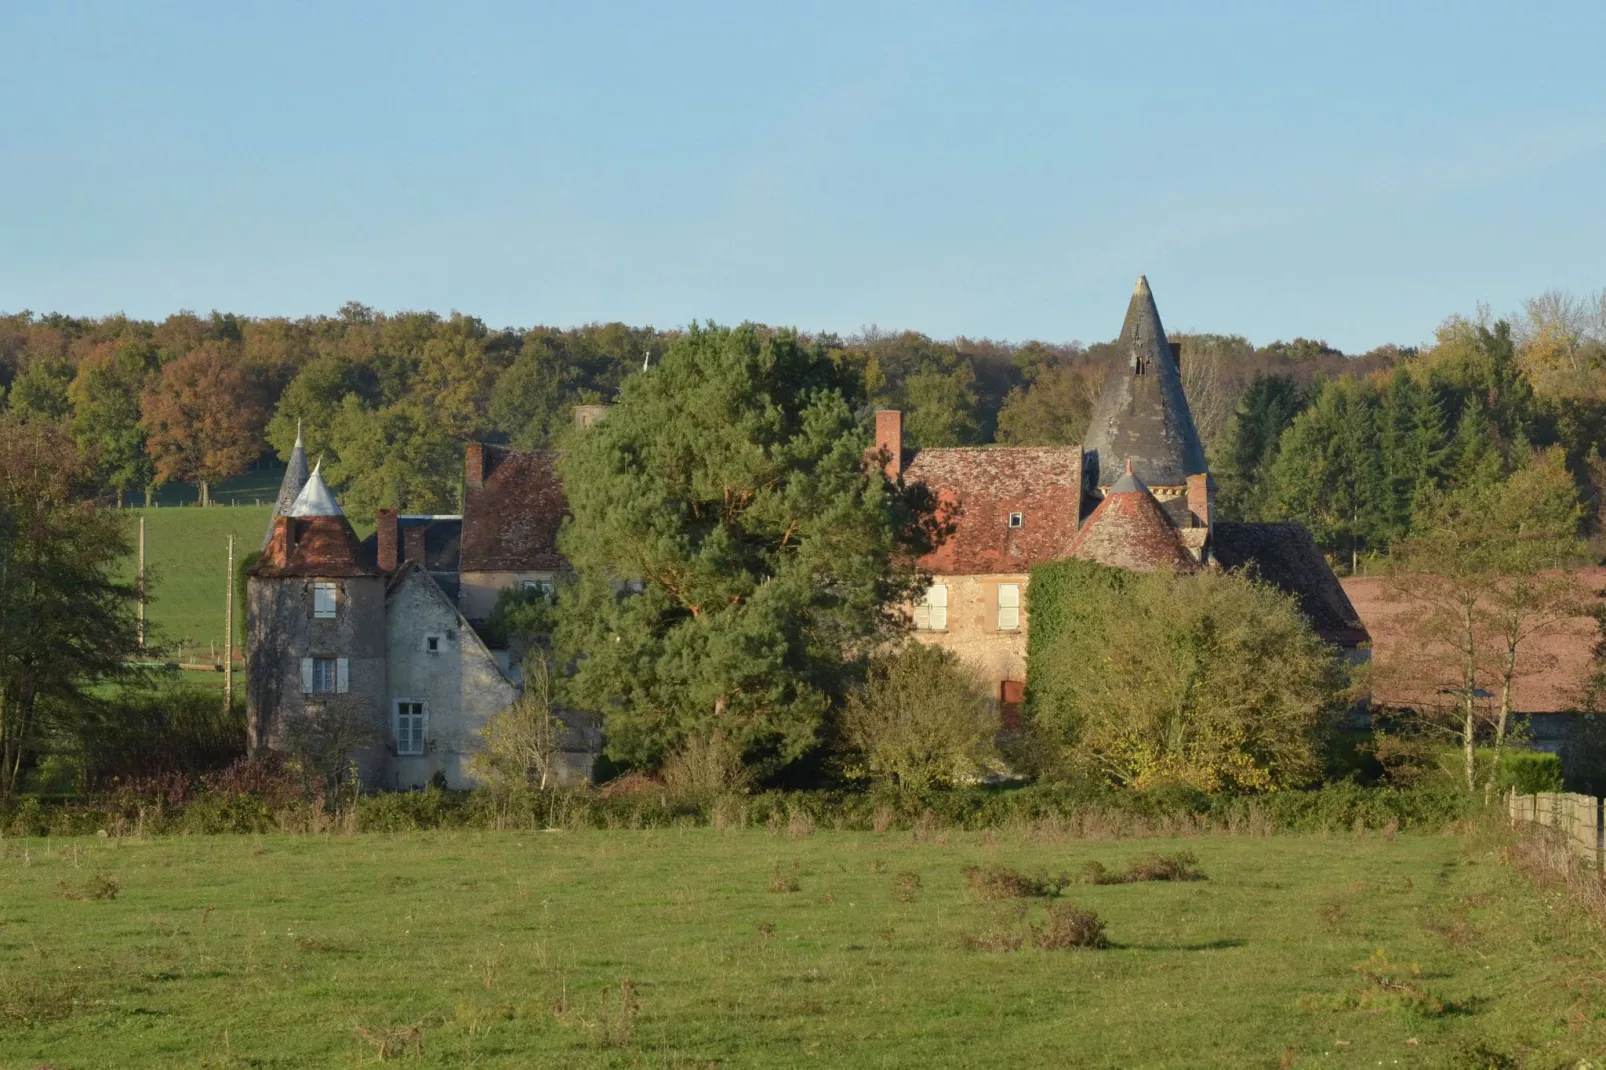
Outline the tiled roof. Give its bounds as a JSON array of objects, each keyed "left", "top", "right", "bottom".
[
  {"left": 1344, "top": 569, "right": 1605, "bottom": 713},
  {"left": 1212, "top": 521, "right": 1368, "bottom": 646},
  {"left": 1082, "top": 276, "right": 1208, "bottom": 489},
  {"left": 902, "top": 445, "right": 1083, "bottom": 575},
  {"left": 459, "top": 445, "right": 570, "bottom": 572},
  {"left": 1066, "top": 472, "right": 1194, "bottom": 571},
  {"left": 252, "top": 514, "right": 382, "bottom": 578}
]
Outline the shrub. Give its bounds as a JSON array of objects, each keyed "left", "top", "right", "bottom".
[
  {"left": 1026, "top": 559, "right": 1349, "bottom": 791},
  {"left": 471, "top": 658, "right": 565, "bottom": 792},
  {"left": 841, "top": 643, "right": 999, "bottom": 790},
  {"left": 661, "top": 731, "right": 752, "bottom": 799},
  {"left": 1032, "top": 902, "right": 1108, "bottom": 949},
  {"left": 1123, "top": 850, "right": 1205, "bottom": 882},
  {"left": 1497, "top": 750, "right": 1564, "bottom": 795},
  {"left": 963, "top": 864, "right": 1069, "bottom": 900},
  {"left": 893, "top": 872, "right": 921, "bottom": 903}
]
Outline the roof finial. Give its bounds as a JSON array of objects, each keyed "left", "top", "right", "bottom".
[
  {"left": 294, "top": 419, "right": 303, "bottom": 448},
  {"left": 1134, "top": 274, "right": 1150, "bottom": 295}
]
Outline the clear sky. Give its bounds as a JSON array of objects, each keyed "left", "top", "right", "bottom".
[{"left": 3, "top": 1, "right": 1603, "bottom": 353}]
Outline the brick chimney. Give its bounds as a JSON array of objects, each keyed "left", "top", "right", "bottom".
[
  {"left": 403, "top": 525, "right": 427, "bottom": 568},
  {"left": 1186, "top": 473, "right": 1213, "bottom": 530},
  {"left": 464, "top": 443, "right": 486, "bottom": 488},
  {"left": 875, "top": 410, "right": 903, "bottom": 480},
  {"left": 376, "top": 509, "right": 400, "bottom": 572}
]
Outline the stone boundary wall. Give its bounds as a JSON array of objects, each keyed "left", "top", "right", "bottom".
[{"left": 1509, "top": 791, "right": 1604, "bottom": 869}]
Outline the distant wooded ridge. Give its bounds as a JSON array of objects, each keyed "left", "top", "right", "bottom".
[{"left": 3, "top": 287, "right": 1604, "bottom": 564}]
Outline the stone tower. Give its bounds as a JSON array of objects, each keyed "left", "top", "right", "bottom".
[
  {"left": 245, "top": 462, "right": 387, "bottom": 781},
  {"left": 1081, "top": 276, "right": 1213, "bottom": 538}
]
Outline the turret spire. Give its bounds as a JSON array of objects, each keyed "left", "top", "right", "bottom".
[
  {"left": 1081, "top": 276, "right": 1207, "bottom": 489},
  {"left": 261, "top": 426, "right": 311, "bottom": 549}
]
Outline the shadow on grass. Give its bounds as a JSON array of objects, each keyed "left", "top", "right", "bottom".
[{"left": 1113, "top": 938, "right": 1248, "bottom": 952}]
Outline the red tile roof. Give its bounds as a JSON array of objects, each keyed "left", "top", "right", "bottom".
[
  {"left": 1065, "top": 476, "right": 1194, "bottom": 572},
  {"left": 1344, "top": 570, "right": 1606, "bottom": 714},
  {"left": 460, "top": 445, "right": 570, "bottom": 572},
  {"left": 902, "top": 446, "right": 1083, "bottom": 575},
  {"left": 252, "top": 515, "right": 382, "bottom": 578}
]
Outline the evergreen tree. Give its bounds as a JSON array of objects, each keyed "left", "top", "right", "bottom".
[
  {"left": 1216, "top": 373, "right": 1301, "bottom": 520},
  {"left": 1445, "top": 402, "right": 1506, "bottom": 495},
  {"left": 554, "top": 323, "right": 931, "bottom": 776},
  {"left": 1268, "top": 377, "right": 1386, "bottom": 566}
]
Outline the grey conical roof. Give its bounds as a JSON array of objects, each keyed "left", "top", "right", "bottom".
[
  {"left": 1082, "top": 276, "right": 1207, "bottom": 488},
  {"left": 288, "top": 460, "right": 342, "bottom": 517},
  {"left": 261, "top": 424, "right": 310, "bottom": 549}
]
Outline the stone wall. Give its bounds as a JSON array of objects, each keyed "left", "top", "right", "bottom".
[
  {"left": 385, "top": 570, "right": 520, "bottom": 790},
  {"left": 909, "top": 572, "right": 1031, "bottom": 694},
  {"left": 457, "top": 569, "right": 565, "bottom": 624},
  {"left": 245, "top": 574, "right": 388, "bottom": 784}
]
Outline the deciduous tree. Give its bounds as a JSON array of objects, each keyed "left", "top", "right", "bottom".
[{"left": 140, "top": 344, "right": 265, "bottom": 505}]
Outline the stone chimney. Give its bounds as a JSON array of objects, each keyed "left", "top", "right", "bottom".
[
  {"left": 1186, "top": 473, "right": 1213, "bottom": 530},
  {"left": 464, "top": 443, "right": 486, "bottom": 488},
  {"left": 376, "top": 509, "right": 400, "bottom": 572},
  {"left": 875, "top": 410, "right": 903, "bottom": 481},
  {"left": 403, "top": 525, "right": 427, "bottom": 568},
  {"left": 572, "top": 404, "right": 611, "bottom": 429}
]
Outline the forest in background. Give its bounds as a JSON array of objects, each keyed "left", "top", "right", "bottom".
[{"left": 2, "top": 289, "right": 1603, "bottom": 565}]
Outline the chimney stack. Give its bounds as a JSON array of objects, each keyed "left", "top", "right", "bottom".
[
  {"left": 1186, "top": 473, "right": 1213, "bottom": 531},
  {"left": 274, "top": 515, "right": 296, "bottom": 559},
  {"left": 464, "top": 443, "right": 486, "bottom": 488},
  {"left": 376, "top": 509, "right": 400, "bottom": 572},
  {"left": 875, "top": 410, "right": 903, "bottom": 481},
  {"left": 403, "top": 525, "right": 427, "bottom": 568}
]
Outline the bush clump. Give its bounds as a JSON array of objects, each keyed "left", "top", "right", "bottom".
[
  {"left": 963, "top": 864, "right": 1070, "bottom": 900},
  {"left": 1032, "top": 902, "right": 1108, "bottom": 949}
]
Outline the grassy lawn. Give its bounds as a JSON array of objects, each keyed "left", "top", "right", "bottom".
[
  {"left": 0, "top": 828, "right": 1599, "bottom": 1067},
  {"left": 121, "top": 504, "right": 374, "bottom": 661}
]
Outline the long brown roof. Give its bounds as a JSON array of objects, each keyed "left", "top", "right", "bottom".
[
  {"left": 1344, "top": 569, "right": 1605, "bottom": 714},
  {"left": 902, "top": 445, "right": 1083, "bottom": 575},
  {"left": 1214, "top": 521, "right": 1368, "bottom": 646}
]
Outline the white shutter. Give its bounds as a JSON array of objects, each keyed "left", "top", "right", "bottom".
[
  {"left": 336, "top": 657, "right": 350, "bottom": 693},
  {"left": 928, "top": 584, "right": 948, "bottom": 631},
  {"left": 300, "top": 657, "right": 314, "bottom": 694},
  {"left": 997, "top": 584, "right": 1020, "bottom": 631}
]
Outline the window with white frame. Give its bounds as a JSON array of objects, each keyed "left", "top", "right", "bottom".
[
  {"left": 313, "top": 581, "right": 337, "bottom": 619},
  {"left": 1007, "top": 511, "right": 1024, "bottom": 529},
  {"left": 395, "top": 701, "right": 425, "bottom": 756},
  {"left": 300, "top": 656, "right": 347, "bottom": 694},
  {"left": 523, "top": 579, "right": 556, "bottom": 597},
  {"left": 912, "top": 583, "right": 948, "bottom": 631},
  {"left": 997, "top": 583, "right": 1021, "bottom": 631}
]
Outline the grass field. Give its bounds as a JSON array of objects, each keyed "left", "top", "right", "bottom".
[{"left": 0, "top": 827, "right": 1599, "bottom": 1067}]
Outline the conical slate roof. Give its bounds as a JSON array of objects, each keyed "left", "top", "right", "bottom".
[
  {"left": 261, "top": 424, "right": 310, "bottom": 549},
  {"left": 1066, "top": 461, "right": 1194, "bottom": 572},
  {"left": 288, "top": 460, "right": 342, "bottom": 518},
  {"left": 1082, "top": 276, "right": 1208, "bottom": 489}
]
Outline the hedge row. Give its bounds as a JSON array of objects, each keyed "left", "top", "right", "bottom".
[{"left": 0, "top": 780, "right": 1472, "bottom": 838}]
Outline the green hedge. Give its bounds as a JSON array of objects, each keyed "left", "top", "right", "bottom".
[{"left": 0, "top": 780, "right": 1471, "bottom": 838}]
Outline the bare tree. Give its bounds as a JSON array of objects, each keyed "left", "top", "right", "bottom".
[{"left": 470, "top": 657, "right": 564, "bottom": 791}]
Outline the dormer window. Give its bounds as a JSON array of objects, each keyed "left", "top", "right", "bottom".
[{"left": 1008, "top": 512, "right": 1024, "bottom": 529}]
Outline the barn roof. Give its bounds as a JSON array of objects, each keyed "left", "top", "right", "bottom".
[
  {"left": 902, "top": 445, "right": 1083, "bottom": 575},
  {"left": 1212, "top": 521, "right": 1368, "bottom": 646},
  {"left": 1081, "top": 276, "right": 1208, "bottom": 489},
  {"left": 1065, "top": 464, "right": 1194, "bottom": 571},
  {"left": 459, "top": 445, "right": 570, "bottom": 572}
]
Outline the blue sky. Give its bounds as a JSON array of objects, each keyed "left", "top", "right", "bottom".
[{"left": 3, "top": 1, "right": 1603, "bottom": 353}]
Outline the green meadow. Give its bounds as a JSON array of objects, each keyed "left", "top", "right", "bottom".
[{"left": 0, "top": 828, "right": 1600, "bottom": 1068}]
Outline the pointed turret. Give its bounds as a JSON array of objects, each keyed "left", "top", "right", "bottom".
[
  {"left": 261, "top": 423, "right": 310, "bottom": 549},
  {"left": 287, "top": 459, "right": 341, "bottom": 517},
  {"left": 1081, "top": 276, "right": 1207, "bottom": 490}
]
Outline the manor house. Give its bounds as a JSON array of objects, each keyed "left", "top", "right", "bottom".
[{"left": 245, "top": 277, "right": 1366, "bottom": 787}]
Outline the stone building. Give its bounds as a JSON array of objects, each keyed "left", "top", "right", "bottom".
[
  {"left": 246, "top": 442, "right": 599, "bottom": 791},
  {"left": 886, "top": 277, "right": 1367, "bottom": 723}
]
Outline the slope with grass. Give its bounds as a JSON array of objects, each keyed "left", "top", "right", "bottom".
[{"left": 0, "top": 828, "right": 1598, "bottom": 1067}]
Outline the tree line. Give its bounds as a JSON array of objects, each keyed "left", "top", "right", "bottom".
[{"left": 1, "top": 301, "right": 1399, "bottom": 521}]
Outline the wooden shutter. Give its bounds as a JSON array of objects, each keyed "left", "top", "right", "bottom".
[
  {"left": 336, "top": 657, "right": 349, "bottom": 693},
  {"left": 300, "top": 657, "right": 314, "bottom": 694},
  {"left": 997, "top": 584, "right": 1020, "bottom": 631},
  {"left": 999, "top": 679, "right": 1025, "bottom": 731},
  {"left": 928, "top": 584, "right": 948, "bottom": 630}
]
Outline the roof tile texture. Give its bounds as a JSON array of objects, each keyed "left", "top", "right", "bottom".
[
  {"left": 903, "top": 446, "right": 1083, "bottom": 574},
  {"left": 460, "top": 446, "right": 570, "bottom": 572},
  {"left": 1212, "top": 521, "right": 1368, "bottom": 645},
  {"left": 252, "top": 515, "right": 381, "bottom": 578},
  {"left": 1065, "top": 485, "right": 1195, "bottom": 572}
]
